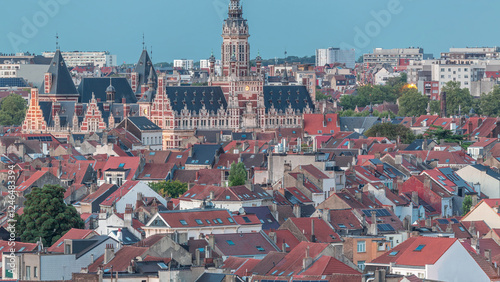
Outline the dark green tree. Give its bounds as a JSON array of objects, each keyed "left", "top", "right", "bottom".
[
  {"left": 480, "top": 86, "right": 500, "bottom": 116},
  {"left": 462, "top": 195, "right": 473, "bottom": 215},
  {"left": 430, "top": 100, "right": 441, "bottom": 115},
  {"left": 398, "top": 89, "right": 429, "bottom": 117},
  {"left": 148, "top": 180, "right": 188, "bottom": 198},
  {"left": 365, "top": 123, "right": 416, "bottom": 144},
  {"left": 426, "top": 125, "right": 466, "bottom": 143},
  {"left": 15, "top": 184, "right": 84, "bottom": 246},
  {"left": 315, "top": 91, "right": 329, "bottom": 101},
  {"left": 228, "top": 162, "right": 247, "bottom": 186},
  {"left": 441, "top": 81, "right": 473, "bottom": 115},
  {"left": 0, "top": 94, "right": 28, "bottom": 125}
]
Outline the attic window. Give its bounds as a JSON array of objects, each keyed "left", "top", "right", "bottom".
[
  {"left": 338, "top": 224, "right": 346, "bottom": 228},
  {"left": 389, "top": 250, "right": 399, "bottom": 256},
  {"left": 118, "top": 163, "right": 125, "bottom": 168},
  {"left": 185, "top": 193, "right": 190, "bottom": 197},
  {"left": 256, "top": 246, "right": 265, "bottom": 252},
  {"left": 195, "top": 219, "right": 203, "bottom": 225},
  {"left": 157, "top": 262, "right": 168, "bottom": 269},
  {"left": 226, "top": 195, "right": 230, "bottom": 200},
  {"left": 226, "top": 240, "right": 235, "bottom": 246},
  {"left": 217, "top": 218, "right": 223, "bottom": 224},
  {"left": 227, "top": 217, "right": 234, "bottom": 223},
  {"left": 414, "top": 245, "right": 425, "bottom": 251},
  {"left": 242, "top": 216, "right": 251, "bottom": 223},
  {"left": 19, "top": 247, "right": 25, "bottom": 252},
  {"left": 459, "top": 227, "right": 465, "bottom": 232},
  {"left": 149, "top": 152, "right": 156, "bottom": 156},
  {"left": 176, "top": 155, "right": 182, "bottom": 159},
  {"left": 144, "top": 174, "right": 151, "bottom": 178}
]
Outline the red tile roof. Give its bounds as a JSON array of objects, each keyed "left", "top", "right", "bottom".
[
  {"left": 100, "top": 181, "right": 140, "bottom": 207},
  {"left": 371, "top": 237, "right": 457, "bottom": 266},
  {"left": 300, "top": 164, "right": 329, "bottom": 179},
  {"left": 100, "top": 156, "right": 141, "bottom": 180},
  {"left": 152, "top": 209, "right": 237, "bottom": 228},
  {"left": 88, "top": 246, "right": 148, "bottom": 272},
  {"left": 265, "top": 229, "right": 300, "bottom": 252},
  {"left": 213, "top": 232, "right": 280, "bottom": 257},
  {"left": 47, "top": 228, "right": 98, "bottom": 253},
  {"left": 80, "top": 184, "right": 116, "bottom": 204},
  {"left": 303, "top": 113, "right": 340, "bottom": 136},
  {"left": 301, "top": 256, "right": 361, "bottom": 275},
  {"left": 287, "top": 218, "right": 341, "bottom": 243},
  {"left": 16, "top": 170, "right": 47, "bottom": 192},
  {"left": 266, "top": 242, "right": 330, "bottom": 275}
]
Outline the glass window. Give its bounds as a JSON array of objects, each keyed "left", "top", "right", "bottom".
[
  {"left": 357, "top": 241, "right": 366, "bottom": 253},
  {"left": 357, "top": 261, "right": 365, "bottom": 271}
]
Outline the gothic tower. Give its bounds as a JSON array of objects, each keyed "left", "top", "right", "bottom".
[{"left": 221, "top": 0, "right": 250, "bottom": 77}]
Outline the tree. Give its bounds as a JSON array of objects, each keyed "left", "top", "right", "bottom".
[
  {"left": 228, "top": 162, "right": 247, "bottom": 186},
  {"left": 430, "top": 100, "right": 441, "bottom": 115},
  {"left": 480, "top": 86, "right": 500, "bottom": 116},
  {"left": 315, "top": 91, "right": 329, "bottom": 101},
  {"left": 426, "top": 125, "right": 466, "bottom": 143},
  {"left": 15, "top": 184, "right": 84, "bottom": 246},
  {"left": 148, "top": 180, "right": 188, "bottom": 198},
  {"left": 365, "top": 123, "right": 416, "bottom": 144},
  {"left": 398, "top": 89, "right": 429, "bottom": 117},
  {"left": 441, "top": 81, "right": 473, "bottom": 115},
  {"left": 0, "top": 94, "right": 27, "bottom": 126},
  {"left": 462, "top": 195, "right": 473, "bottom": 215}
]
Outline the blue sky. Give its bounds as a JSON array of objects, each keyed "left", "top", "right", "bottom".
[{"left": 1, "top": 0, "right": 499, "bottom": 64}]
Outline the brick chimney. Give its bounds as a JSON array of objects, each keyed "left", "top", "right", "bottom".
[
  {"left": 411, "top": 191, "right": 419, "bottom": 206},
  {"left": 311, "top": 219, "right": 316, "bottom": 242},
  {"left": 370, "top": 211, "right": 378, "bottom": 236},
  {"left": 124, "top": 204, "right": 133, "bottom": 228},
  {"left": 293, "top": 204, "right": 301, "bottom": 218},
  {"left": 104, "top": 244, "right": 115, "bottom": 264},
  {"left": 302, "top": 246, "right": 313, "bottom": 270}
]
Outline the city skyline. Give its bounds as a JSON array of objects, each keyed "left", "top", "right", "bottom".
[{"left": 1, "top": 0, "right": 500, "bottom": 63}]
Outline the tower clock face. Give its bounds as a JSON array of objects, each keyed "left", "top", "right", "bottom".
[
  {"left": 245, "top": 85, "right": 250, "bottom": 91},
  {"left": 143, "top": 108, "right": 148, "bottom": 115}
]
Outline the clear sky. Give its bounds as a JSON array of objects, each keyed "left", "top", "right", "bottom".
[{"left": 1, "top": 0, "right": 499, "bottom": 64}]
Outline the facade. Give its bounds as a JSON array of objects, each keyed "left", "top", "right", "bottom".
[
  {"left": 441, "top": 47, "right": 500, "bottom": 61},
  {"left": 42, "top": 51, "right": 117, "bottom": 67},
  {"left": 431, "top": 63, "right": 485, "bottom": 92},
  {"left": 21, "top": 0, "right": 316, "bottom": 150},
  {"left": 315, "top": 48, "right": 355, "bottom": 68},
  {"left": 174, "top": 59, "right": 194, "bottom": 70},
  {"left": 363, "top": 48, "right": 424, "bottom": 67}
]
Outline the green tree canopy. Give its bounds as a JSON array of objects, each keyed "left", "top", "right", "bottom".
[
  {"left": 315, "top": 91, "right": 329, "bottom": 101},
  {"left": 480, "top": 85, "right": 500, "bottom": 116},
  {"left": 228, "top": 162, "right": 247, "bottom": 186},
  {"left": 15, "top": 184, "right": 84, "bottom": 246},
  {"left": 441, "top": 81, "right": 473, "bottom": 115},
  {"left": 429, "top": 100, "right": 441, "bottom": 115},
  {"left": 364, "top": 123, "right": 416, "bottom": 144},
  {"left": 0, "top": 93, "right": 28, "bottom": 126},
  {"left": 398, "top": 89, "right": 429, "bottom": 117},
  {"left": 462, "top": 195, "right": 473, "bottom": 215},
  {"left": 426, "top": 125, "right": 466, "bottom": 144},
  {"left": 148, "top": 180, "right": 188, "bottom": 198}
]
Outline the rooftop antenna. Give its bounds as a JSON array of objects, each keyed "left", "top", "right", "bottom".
[
  {"left": 55, "top": 32, "right": 59, "bottom": 50},
  {"left": 142, "top": 33, "right": 145, "bottom": 50},
  {"left": 151, "top": 45, "right": 153, "bottom": 62}
]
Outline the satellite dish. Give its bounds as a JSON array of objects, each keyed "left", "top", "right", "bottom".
[{"left": 238, "top": 207, "right": 245, "bottom": 215}]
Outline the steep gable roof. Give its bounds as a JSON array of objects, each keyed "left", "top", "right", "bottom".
[{"left": 41, "top": 50, "right": 78, "bottom": 95}]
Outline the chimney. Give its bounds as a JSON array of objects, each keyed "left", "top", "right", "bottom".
[
  {"left": 195, "top": 248, "right": 201, "bottom": 266},
  {"left": 424, "top": 177, "right": 432, "bottom": 189},
  {"left": 208, "top": 234, "right": 215, "bottom": 249},
  {"left": 210, "top": 191, "right": 215, "bottom": 200},
  {"left": 302, "top": 246, "right": 313, "bottom": 270},
  {"left": 347, "top": 140, "right": 354, "bottom": 149},
  {"left": 293, "top": 204, "right": 301, "bottom": 218},
  {"left": 136, "top": 193, "right": 144, "bottom": 209},
  {"left": 485, "top": 249, "right": 492, "bottom": 262},
  {"left": 440, "top": 91, "right": 447, "bottom": 118},
  {"left": 282, "top": 239, "right": 287, "bottom": 252},
  {"left": 104, "top": 244, "right": 115, "bottom": 264},
  {"left": 355, "top": 191, "right": 363, "bottom": 202},
  {"left": 425, "top": 217, "right": 432, "bottom": 228},
  {"left": 370, "top": 211, "right": 378, "bottom": 236},
  {"left": 469, "top": 221, "right": 476, "bottom": 235},
  {"left": 423, "top": 139, "right": 428, "bottom": 151},
  {"left": 376, "top": 164, "right": 384, "bottom": 174},
  {"left": 471, "top": 235, "right": 479, "bottom": 253},
  {"left": 124, "top": 204, "right": 133, "bottom": 228},
  {"left": 268, "top": 232, "right": 277, "bottom": 244},
  {"left": 411, "top": 191, "right": 419, "bottom": 206},
  {"left": 472, "top": 194, "right": 479, "bottom": 207},
  {"left": 311, "top": 219, "right": 316, "bottom": 242}
]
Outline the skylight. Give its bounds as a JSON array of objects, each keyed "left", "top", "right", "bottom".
[
  {"left": 226, "top": 240, "right": 235, "bottom": 246},
  {"left": 414, "top": 245, "right": 425, "bottom": 251},
  {"left": 256, "top": 246, "right": 265, "bottom": 252},
  {"left": 195, "top": 219, "right": 203, "bottom": 225},
  {"left": 227, "top": 217, "right": 234, "bottom": 223},
  {"left": 179, "top": 220, "right": 188, "bottom": 225},
  {"left": 389, "top": 251, "right": 399, "bottom": 256},
  {"left": 157, "top": 262, "right": 168, "bottom": 269}
]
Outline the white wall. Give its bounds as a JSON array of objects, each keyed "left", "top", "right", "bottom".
[
  {"left": 457, "top": 166, "right": 500, "bottom": 198},
  {"left": 427, "top": 241, "right": 489, "bottom": 282},
  {"left": 116, "top": 182, "right": 167, "bottom": 213}
]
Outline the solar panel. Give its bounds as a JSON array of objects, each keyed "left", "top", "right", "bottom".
[
  {"left": 437, "top": 219, "right": 449, "bottom": 224},
  {"left": 362, "top": 209, "right": 391, "bottom": 218},
  {"left": 451, "top": 218, "right": 459, "bottom": 223},
  {"left": 377, "top": 224, "right": 395, "bottom": 232}
]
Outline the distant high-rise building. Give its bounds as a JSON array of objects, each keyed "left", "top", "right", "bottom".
[
  {"left": 441, "top": 47, "right": 500, "bottom": 61},
  {"left": 173, "top": 59, "right": 194, "bottom": 70},
  {"left": 42, "top": 51, "right": 117, "bottom": 68},
  {"left": 315, "top": 48, "right": 355, "bottom": 68}
]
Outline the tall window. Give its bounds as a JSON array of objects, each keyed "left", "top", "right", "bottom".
[
  {"left": 357, "top": 261, "right": 365, "bottom": 271},
  {"left": 26, "top": 266, "right": 31, "bottom": 280},
  {"left": 357, "top": 241, "right": 366, "bottom": 253}
]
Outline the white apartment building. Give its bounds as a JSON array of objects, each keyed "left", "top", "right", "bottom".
[
  {"left": 174, "top": 59, "right": 194, "bottom": 70},
  {"left": 363, "top": 47, "right": 424, "bottom": 67},
  {"left": 42, "top": 51, "right": 117, "bottom": 67},
  {"left": 431, "top": 63, "right": 485, "bottom": 91},
  {"left": 0, "top": 64, "right": 20, "bottom": 77},
  {"left": 316, "top": 47, "right": 355, "bottom": 68},
  {"left": 200, "top": 59, "right": 222, "bottom": 75}
]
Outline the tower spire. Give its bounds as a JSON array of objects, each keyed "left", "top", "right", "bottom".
[
  {"left": 142, "top": 33, "right": 145, "bottom": 50},
  {"left": 55, "top": 33, "right": 59, "bottom": 50}
]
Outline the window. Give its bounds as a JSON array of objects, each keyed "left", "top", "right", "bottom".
[
  {"left": 357, "top": 261, "right": 365, "bottom": 271},
  {"left": 389, "top": 250, "right": 399, "bottom": 256},
  {"left": 226, "top": 240, "right": 235, "bottom": 246},
  {"left": 118, "top": 163, "right": 125, "bottom": 168},
  {"left": 378, "top": 243, "right": 385, "bottom": 251},
  {"left": 34, "top": 266, "right": 37, "bottom": 278},
  {"left": 418, "top": 273, "right": 425, "bottom": 278},
  {"left": 414, "top": 244, "right": 425, "bottom": 251},
  {"left": 26, "top": 266, "right": 31, "bottom": 279},
  {"left": 338, "top": 223, "right": 346, "bottom": 228},
  {"left": 242, "top": 216, "right": 251, "bottom": 223},
  {"left": 195, "top": 219, "right": 203, "bottom": 225},
  {"left": 227, "top": 217, "right": 234, "bottom": 223},
  {"left": 256, "top": 246, "right": 265, "bottom": 251},
  {"left": 217, "top": 218, "right": 223, "bottom": 224},
  {"left": 179, "top": 220, "right": 188, "bottom": 225},
  {"left": 357, "top": 241, "right": 366, "bottom": 253},
  {"left": 226, "top": 195, "right": 230, "bottom": 200}
]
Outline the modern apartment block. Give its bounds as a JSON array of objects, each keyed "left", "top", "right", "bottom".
[
  {"left": 441, "top": 47, "right": 500, "bottom": 61},
  {"left": 363, "top": 47, "right": 424, "bottom": 67},
  {"left": 174, "top": 59, "right": 194, "bottom": 70},
  {"left": 42, "top": 51, "right": 117, "bottom": 67},
  {"left": 316, "top": 47, "right": 355, "bottom": 68}
]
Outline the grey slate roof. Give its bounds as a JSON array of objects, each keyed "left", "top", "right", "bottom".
[
  {"left": 127, "top": 116, "right": 161, "bottom": 131},
  {"left": 263, "top": 86, "right": 314, "bottom": 113},
  {"left": 78, "top": 77, "right": 137, "bottom": 104},
  {"left": 166, "top": 86, "right": 227, "bottom": 115},
  {"left": 339, "top": 117, "right": 381, "bottom": 132},
  {"left": 186, "top": 144, "right": 223, "bottom": 166},
  {"left": 134, "top": 50, "right": 157, "bottom": 94},
  {"left": 41, "top": 50, "right": 78, "bottom": 95}
]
